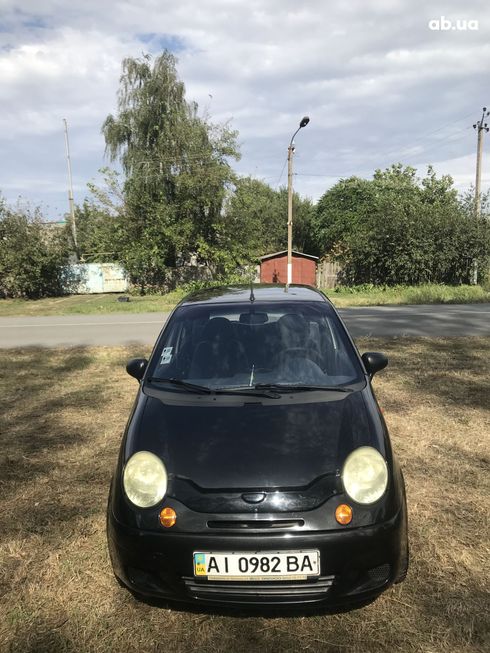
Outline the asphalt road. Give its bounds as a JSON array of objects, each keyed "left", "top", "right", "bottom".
[{"left": 0, "top": 304, "right": 489, "bottom": 348}]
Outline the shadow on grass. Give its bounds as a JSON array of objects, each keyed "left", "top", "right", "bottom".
[
  {"left": 362, "top": 336, "right": 490, "bottom": 413},
  {"left": 405, "top": 520, "right": 489, "bottom": 649},
  {"left": 0, "top": 349, "right": 97, "bottom": 492},
  {"left": 0, "top": 346, "right": 148, "bottom": 541},
  {"left": 1, "top": 340, "right": 489, "bottom": 653},
  {"left": 127, "top": 591, "right": 376, "bottom": 619},
  {"left": 8, "top": 621, "right": 71, "bottom": 653}
]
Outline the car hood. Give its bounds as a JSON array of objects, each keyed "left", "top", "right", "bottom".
[{"left": 129, "top": 390, "right": 381, "bottom": 490}]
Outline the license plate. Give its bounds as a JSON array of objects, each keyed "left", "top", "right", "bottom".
[{"left": 193, "top": 550, "right": 320, "bottom": 581}]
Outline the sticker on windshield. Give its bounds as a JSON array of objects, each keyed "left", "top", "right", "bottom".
[{"left": 160, "top": 347, "right": 173, "bottom": 365}]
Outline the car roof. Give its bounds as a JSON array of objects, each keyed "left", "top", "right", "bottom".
[{"left": 180, "top": 284, "right": 329, "bottom": 306}]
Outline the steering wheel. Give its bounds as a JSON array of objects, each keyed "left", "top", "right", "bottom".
[
  {"left": 277, "top": 348, "right": 309, "bottom": 368},
  {"left": 277, "top": 348, "right": 325, "bottom": 382}
]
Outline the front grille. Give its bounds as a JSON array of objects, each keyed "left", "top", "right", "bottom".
[
  {"left": 170, "top": 475, "right": 337, "bottom": 514},
  {"left": 183, "top": 575, "right": 335, "bottom": 603},
  {"left": 207, "top": 519, "right": 304, "bottom": 530}
]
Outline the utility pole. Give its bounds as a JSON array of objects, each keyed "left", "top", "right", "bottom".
[
  {"left": 63, "top": 118, "right": 78, "bottom": 258},
  {"left": 286, "top": 116, "right": 310, "bottom": 285},
  {"left": 473, "top": 107, "right": 489, "bottom": 218},
  {"left": 472, "top": 107, "right": 489, "bottom": 284}
]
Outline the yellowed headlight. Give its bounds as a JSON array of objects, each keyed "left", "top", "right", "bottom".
[
  {"left": 123, "top": 451, "right": 167, "bottom": 508},
  {"left": 342, "top": 446, "right": 388, "bottom": 504}
]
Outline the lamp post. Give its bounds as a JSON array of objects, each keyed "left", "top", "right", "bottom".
[{"left": 287, "top": 116, "right": 309, "bottom": 285}]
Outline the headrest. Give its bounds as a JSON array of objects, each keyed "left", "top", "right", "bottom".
[
  {"left": 277, "top": 313, "right": 308, "bottom": 337},
  {"left": 202, "top": 317, "right": 233, "bottom": 340}
]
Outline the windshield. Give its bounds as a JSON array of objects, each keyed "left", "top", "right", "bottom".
[{"left": 147, "top": 301, "right": 363, "bottom": 390}]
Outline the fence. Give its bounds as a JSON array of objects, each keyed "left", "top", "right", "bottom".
[
  {"left": 316, "top": 259, "right": 341, "bottom": 288},
  {"left": 61, "top": 260, "right": 342, "bottom": 293},
  {"left": 63, "top": 263, "right": 129, "bottom": 294}
]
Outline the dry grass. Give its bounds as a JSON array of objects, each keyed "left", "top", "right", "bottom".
[{"left": 0, "top": 339, "right": 489, "bottom": 653}]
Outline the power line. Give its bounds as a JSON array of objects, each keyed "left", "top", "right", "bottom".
[
  {"left": 293, "top": 127, "right": 473, "bottom": 181},
  {"left": 402, "top": 127, "right": 472, "bottom": 164},
  {"left": 276, "top": 156, "right": 288, "bottom": 186},
  {"left": 269, "top": 111, "right": 476, "bottom": 188},
  {"left": 294, "top": 172, "right": 358, "bottom": 178},
  {"left": 373, "top": 111, "right": 475, "bottom": 162}
]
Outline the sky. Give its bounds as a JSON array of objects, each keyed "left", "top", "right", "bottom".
[{"left": 0, "top": 0, "right": 489, "bottom": 219}]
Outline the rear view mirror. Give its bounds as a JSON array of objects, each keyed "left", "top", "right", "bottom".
[
  {"left": 126, "top": 358, "right": 148, "bottom": 381},
  {"left": 361, "top": 352, "right": 388, "bottom": 378},
  {"left": 239, "top": 312, "right": 268, "bottom": 324}
]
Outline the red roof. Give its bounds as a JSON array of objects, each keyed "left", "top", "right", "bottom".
[{"left": 259, "top": 250, "right": 318, "bottom": 262}]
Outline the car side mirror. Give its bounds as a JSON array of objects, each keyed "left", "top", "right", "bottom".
[
  {"left": 126, "top": 358, "right": 148, "bottom": 381},
  {"left": 361, "top": 352, "right": 388, "bottom": 378}
]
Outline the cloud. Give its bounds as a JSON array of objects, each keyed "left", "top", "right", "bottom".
[
  {"left": 0, "top": 0, "right": 489, "bottom": 215},
  {"left": 0, "top": 28, "right": 136, "bottom": 136}
]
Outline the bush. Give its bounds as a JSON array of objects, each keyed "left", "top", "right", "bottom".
[
  {"left": 0, "top": 203, "right": 70, "bottom": 299},
  {"left": 313, "top": 165, "right": 490, "bottom": 286}
]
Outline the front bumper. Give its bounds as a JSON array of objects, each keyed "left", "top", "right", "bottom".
[{"left": 107, "top": 504, "right": 407, "bottom": 610}]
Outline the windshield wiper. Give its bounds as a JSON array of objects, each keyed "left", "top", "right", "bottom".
[
  {"left": 147, "top": 377, "right": 280, "bottom": 398},
  {"left": 147, "top": 378, "right": 213, "bottom": 393},
  {"left": 254, "top": 383, "right": 353, "bottom": 393}
]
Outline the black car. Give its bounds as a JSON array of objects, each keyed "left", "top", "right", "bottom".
[{"left": 107, "top": 284, "right": 408, "bottom": 610}]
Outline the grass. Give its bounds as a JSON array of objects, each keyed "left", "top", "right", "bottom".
[
  {"left": 0, "top": 290, "right": 186, "bottom": 317},
  {"left": 0, "top": 284, "right": 488, "bottom": 317},
  {"left": 0, "top": 338, "right": 489, "bottom": 653},
  {"left": 322, "top": 283, "right": 490, "bottom": 308}
]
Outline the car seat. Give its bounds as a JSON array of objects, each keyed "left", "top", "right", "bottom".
[{"left": 188, "top": 317, "right": 249, "bottom": 380}]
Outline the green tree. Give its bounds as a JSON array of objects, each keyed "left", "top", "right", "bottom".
[
  {"left": 67, "top": 201, "right": 120, "bottom": 263},
  {"left": 62, "top": 169, "right": 126, "bottom": 264},
  {"left": 311, "top": 176, "right": 375, "bottom": 256},
  {"left": 223, "top": 178, "right": 284, "bottom": 256},
  {"left": 312, "top": 164, "right": 489, "bottom": 285},
  {"left": 222, "top": 177, "right": 315, "bottom": 262},
  {"left": 102, "top": 52, "right": 239, "bottom": 292},
  {"left": 291, "top": 192, "right": 316, "bottom": 254},
  {"left": 0, "top": 198, "right": 69, "bottom": 298},
  {"left": 458, "top": 188, "right": 490, "bottom": 282}
]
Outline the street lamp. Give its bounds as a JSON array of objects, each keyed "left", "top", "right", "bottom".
[{"left": 287, "top": 116, "right": 310, "bottom": 285}]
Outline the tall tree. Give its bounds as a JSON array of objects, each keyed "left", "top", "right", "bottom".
[{"left": 102, "top": 52, "right": 239, "bottom": 291}]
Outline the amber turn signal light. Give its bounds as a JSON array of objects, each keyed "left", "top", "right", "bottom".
[
  {"left": 159, "top": 507, "right": 177, "bottom": 528},
  {"left": 335, "top": 503, "right": 353, "bottom": 525}
]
